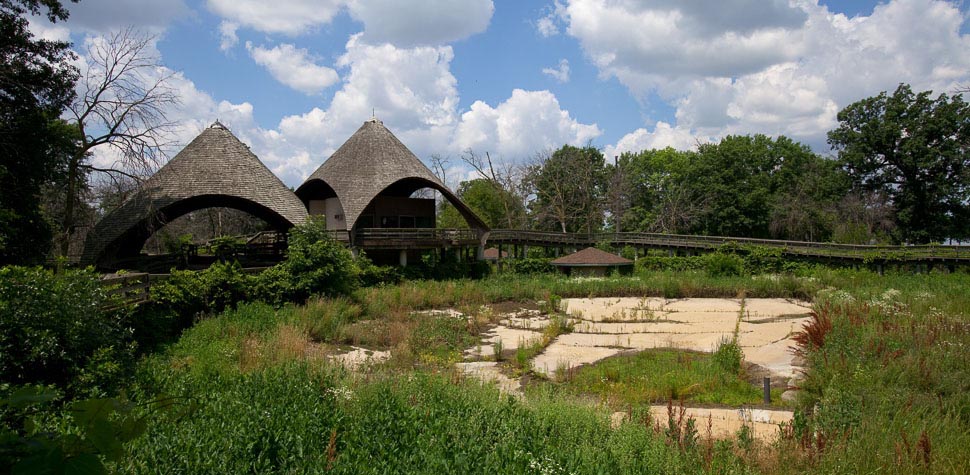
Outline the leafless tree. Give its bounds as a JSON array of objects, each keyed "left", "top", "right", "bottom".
[
  {"left": 461, "top": 149, "right": 529, "bottom": 228},
  {"left": 649, "top": 181, "right": 709, "bottom": 234},
  {"left": 58, "top": 27, "right": 179, "bottom": 255}
]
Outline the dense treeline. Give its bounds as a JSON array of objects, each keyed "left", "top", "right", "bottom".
[{"left": 444, "top": 85, "right": 969, "bottom": 245}]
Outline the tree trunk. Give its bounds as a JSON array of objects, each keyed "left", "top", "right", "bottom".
[{"left": 59, "top": 155, "right": 80, "bottom": 257}]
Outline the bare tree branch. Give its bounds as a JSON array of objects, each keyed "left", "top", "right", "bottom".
[{"left": 56, "top": 27, "right": 180, "bottom": 256}]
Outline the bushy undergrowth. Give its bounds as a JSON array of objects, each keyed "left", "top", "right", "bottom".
[
  {"left": 783, "top": 275, "right": 970, "bottom": 473},
  {"left": 128, "top": 361, "right": 720, "bottom": 474},
  {"left": 635, "top": 245, "right": 811, "bottom": 277},
  {"left": 0, "top": 266, "right": 135, "bottom": 395}
]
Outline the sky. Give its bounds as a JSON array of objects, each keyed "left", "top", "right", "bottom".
[{"left": 28, "top": 0, "right": 970, "bottom": 189}]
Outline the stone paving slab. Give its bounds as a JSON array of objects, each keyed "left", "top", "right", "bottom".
[
  {"left": 741, "top": 299, "right": 812, "bottom": 319},
  {"left": 561, "top": 297, "right": 667, "bottom": 321},
  {"left": 328, "top": 346, "right": 390, "bottom": 370},
  {"left": 646, "top": 406, "right": 793, "bottom": 441},
  {"left": 456, "top": 361, "right": 523, "bottom": 397},
  {"left": 532, "top": 345, "right": 625, "bottom": 379},
  {"left": 664, "top": 298, "right": 743, "bottom": 313},
  {"left": 465, "top": 326, "right": 543, "bottom": 358}
]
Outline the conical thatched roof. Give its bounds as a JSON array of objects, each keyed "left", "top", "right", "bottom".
[
  {"left": 296, "top": 119, "right": 487, "bottom": 231},
  {"left": 551, "top": 247, "right": 633, "bottom": 267},
  {"left": 81, "top": 122, "right": 308, "bottom": 267}
]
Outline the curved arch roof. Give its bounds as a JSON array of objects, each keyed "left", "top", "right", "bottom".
[
  {"left": 81, "top": 122, "right": 308, "bottom": 266},
  {"left": 297, "top": 119, "right": 488, "bottom": 231}
]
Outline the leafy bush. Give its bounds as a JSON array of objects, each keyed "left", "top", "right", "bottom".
[
  {"left": 284, "top": 217, "right": 360, "bottom": 300},
  {"left": 712, "top": 338, "right": 744, "bottom": 376},
  {"left": 0, "top": 266, "right": 135, "bottom": 394},
  {"left": 704, "top": 252, "right": 744, "bottom": 277},
  {"left": 250, "top": 264, "right": 296, "bottom": 307},
  {"left": 506, "top": 257, "right": 555, "bottom": 275},
  {"left": 151, "top": 261, "right": 253, "bottom": 316},
  {"left": 0, "top": 386, "right": 179, "bottom": 475},
  {"left": 355, "top": 252, "right": 402, "bottom": 287}
]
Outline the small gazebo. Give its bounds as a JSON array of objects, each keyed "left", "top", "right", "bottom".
[{"left": 551, "top": 247, "right": 634, "bottom": 277}]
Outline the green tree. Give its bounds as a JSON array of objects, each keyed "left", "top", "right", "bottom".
[
  {"left": 828, "top": 84, "right": 970, "bottom": 243},
  {"left": 438, "top": 178, "right": 524, "bottom": 228},
  {"left": 528, "top": 145, "right": 607, "bottom": 233},
  {"left": 689, "top": 135, "right": 786, "bottom": 238},
  {"left": 0, "top": 0, "right": 78, "bottom": 264},
  {"left": 617, "top": 147, "right": 703, "bottom": 234}
]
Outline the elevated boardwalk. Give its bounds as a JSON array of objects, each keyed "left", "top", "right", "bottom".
[
  {"left": 485, "top": 229, "right": 970, "bottom": 265},
  {"left": 98, "top": 228, "right": 970, "bottom": 272}
]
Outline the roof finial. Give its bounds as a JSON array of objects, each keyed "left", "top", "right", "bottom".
[
  {"left": 210, "top": 119, "right": 226, "bottom": 129},
  {"left": 367, "top": 108, "right": 382, "bottom": 124}
]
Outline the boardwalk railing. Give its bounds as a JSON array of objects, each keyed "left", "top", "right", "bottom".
[
  {"left": 99, "top": 267, "right": 273, "bottom": 309},
  {"left": 486, "top": 229, "right": 970, "bottom": 262},
  {"left": 355, "top": 228, "right": 479, "bottom": 248},
  {"left": 101, "top": 273, "right": 151, "bottom": 309}
]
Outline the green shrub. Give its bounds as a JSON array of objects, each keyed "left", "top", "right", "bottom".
[
  {"left": 712, "top": 338, "right": 743, "bottom": 376},
  {"left": 507, "top": 258, "right": 555, "bottom": 275},
  {"left": 284, "top": 217, "right": 360, "bottom": 299},
  {"left": 356, "top": 253, "right": 402, "bottom": 287},
  {"left": 0, "top": 266, "right": 135, "bottom": 394},
  {"left": 704, "top": 252, "right": 744, "bottom": 277},
  {"left": 251, "top": 264, "right": 295, "bottom": 307},
  {"left": 151, "top": 261, "right": 253, "bottom": 316}
]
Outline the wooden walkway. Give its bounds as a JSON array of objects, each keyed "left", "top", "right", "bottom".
[{"left": 484, "top": 229, "right": 970, "bottom": 264}]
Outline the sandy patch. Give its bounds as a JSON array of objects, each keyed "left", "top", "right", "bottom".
[
  {"left": 328, "top": 346, "right": 390, "bottom": 370},
  {"left": 465, "top": 325, "right": 543, "bottom": 359},
  {"left": 663, "top": 298, "right": 743, "bottom": 313},
  {"left": 456, "top": 361, "right": 522, "bottom": 397},
  {"left": 561, "top": 297, "right": 667, "bottom": 321},
  {"left": 648, "top": 405, "right": 793, "bottom": 441},
  {"left": 532, "top": 345, "right": 625, "bottom": 379}
]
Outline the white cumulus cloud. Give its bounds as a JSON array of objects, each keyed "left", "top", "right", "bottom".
[
  {"left": 542, "top": 59, "right": 570, "bottom": 83},
  {"left": 206, "top": 0, "right": 346, "bottom": 35},
  {"left": 246, "top": 42, "right": 340, "bottom": 95},
  {"left": 454, "top": 89, "right": 601, "bottom": 159},
  {"left": 573, "top": 0, "right": 970, "bottom": 153},
  {"left": 603, "top": 122, "right": 705, "bottom": 159}
]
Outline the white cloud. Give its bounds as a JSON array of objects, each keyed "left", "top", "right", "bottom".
[
  {"left": 206, "top": 0, "right": 346, "bottom": 35},
  {"left": 561, "top": 0, "right": 970, "bottom": 149},
  {"left": 246, "top": 42, "right": 339, "bottom": 95},
  {"left": 348, "top": 0, "right": 494, "bottom": 47},
  {"left": 536, "top": 16, "right": 559, "bottom": 37},
  {"left": 27, "top": 16, "right": 71, "bottom": 42},
  {"left": 218, "top": 22, "right": 238, "bottom": 51},
  {"left": 603, "top": 122, "right": 705, "bottom": 158},
  {"left": 542, "top": 59, "right": 570, "bottom": 83},
  {"left": 454, "top": 89, "right": 601, "bottom": 159},
  {"left": 536, "top": 1, "right": 566, "bottom": 37},
  {"left": 563, "top": 0, "right": 806, "bottom": 86}
]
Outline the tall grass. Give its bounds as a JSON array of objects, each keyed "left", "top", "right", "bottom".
[{"left": 127, "top": 268, "right": 970, "bottom": 474}]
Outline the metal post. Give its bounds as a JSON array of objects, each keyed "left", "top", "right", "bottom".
[{"left": 763, "top": 377, "right": 771, "bottom": 404}]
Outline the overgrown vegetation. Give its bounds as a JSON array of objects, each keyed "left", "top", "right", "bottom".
[
  {"left": 0, "top": 266, "right": 136, "bottom": 396},
  {"left": 4, "top": 213, "right": 970, "bottom": 473}
]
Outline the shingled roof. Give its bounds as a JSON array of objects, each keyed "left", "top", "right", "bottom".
[
  {"left": 296, "top": 118, "right": 487, "bottom": 231},
  {"left": 551, "top": 247, "right": 634, "bottom": 267},
  {"left": 81, "top": 122, "right": 308, "bottom": 267}
]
